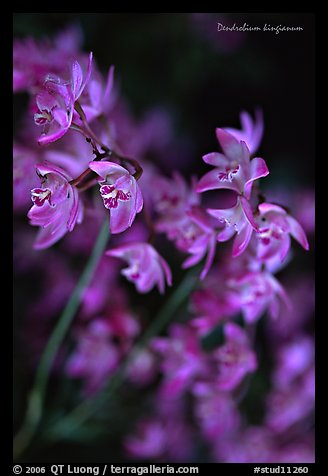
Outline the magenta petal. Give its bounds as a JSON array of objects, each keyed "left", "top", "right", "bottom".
[
  {"left": 197, "top": 169, "right": 240, "bottom": 193},
  {"left": 28, "top": 202, "right": 58, "bottom": 227},
  {"left": 187, "top": 207, "right": 213, "bottom": 232},
  {"left": 159, "top": 256, "right": 173, "bottom": 287},
  {"left": 217, "top": 226, "right": 236, "bottom": 242},
  {"left": 215, "top": 128, "right": 244, "bottom": 161},
  {"left": 53, "top": 108, "right": 71, "bottom": 128},
  {"left": 33, "top": 224, "right": 67, "bottom": 250},
  {"left": 36, "top": 162, "right": 66, "bottom": 179},
  {"left": 240, "top": 196, "right": 258, "bottom": 230},
  {"left": 67, "top": 188, "right": 81, "bottom": 231},
  {"left": 182, "top": 252, "right": 203, "bottom": 269},
  {"left": 103, "top": 65, "right": 115, "bottom": 105},
  {"left": 72, "top": 51, "right": 93, "bottom": 100},
  {"left": 71, "top": 60, "right": 83, "bottom": 99},
  {"left": 89, "top": 161, "right": 129, "bottom": 179},
  {"left": 258, "top": 202, "right": 286, "bottom": 215},
  {"left": 110, "top": 200, "right": 136, "bottom": 234},
  {"left": 135, "top": 183, "right": 144, "bottom": 213},
  {"left": 232, "top": 222, "right": 253, "bottom": 257},
  {"left": 202, "top": 152, "right": 229, "bottom": 167},
  {"left": 279, "top": 234, "right": 291, "bottom": 262},
  {"left": 244, "top": 157, "right": 269, "bottom": 199},
  {"left": 287, "top": 216, "right": 310, "bottom": 250},
  {"left": 38, "top": 124, "right": 68, "bottom": 145},
  {"left": 200, "top": 235, "right": 216, "bottom": 279}
]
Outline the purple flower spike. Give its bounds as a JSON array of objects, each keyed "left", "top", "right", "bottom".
[{"left": 106, "top": 242, "right": 172, "bottom": 294}]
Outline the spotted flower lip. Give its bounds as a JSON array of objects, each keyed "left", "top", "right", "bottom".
[
  {"left": 27, "top": 162, "right": 83, "bottom": 249},
  {"left": 89, "top": 161, "right": 143, "bottom": 234},
  {"left": 196, "top": 128, "right": 269, "bottom": 199},
  {"left": 34, "top": 52, "right": 93, "bottom": 145},
  {"left": 106, "top": 242, "right": 172, "bottom": 294}
]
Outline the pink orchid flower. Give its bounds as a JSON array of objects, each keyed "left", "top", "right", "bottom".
[
  {"left": 34, "top": 52, "right": 93, "bottom": 145},
  {"left": 227, "top": 269, "right": 291, "bottom": 323},
  {"left": 254, "top": 202, "right": 309, "bottom": 264},
  {"left": 196, "top": 128, "right": 269, "bottom": 199},
  {"left": 66, "top": 319, "right": 120, "bottom": 395},
  {"left": 180, "top": 207, "right": 218, "bottom": 279},
  {"left": 208, "top": 195, "right": 259, "bottom": 257},
  {"left": 223, "top": 109, "right": 264, "bottom": 155},
  {"left": 89, "top": 161, "right": 143, "bottom": 234},
  {"left": 213, "top": 322, "right": 257, "bottom": 391},
  {"left": 106, "top": 242, "right": 172, "bottom": 294},
  {"left": 151, "top": 324, "right": 207, "bottom": 397},
  {"left": 27, "top": 162, "right": 83, "bottom": 249}
]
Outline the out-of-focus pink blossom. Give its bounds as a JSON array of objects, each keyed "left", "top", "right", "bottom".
[
  {"left": 192, "top": 382, "right": 240, "bottom": 440},
  {"left": 79, "top": 256, "right": 122, "bottom": 318},
  {"left": 213, "top": 322, "right": 257, "bottom": 391},
  {"left": 66, "top": 310, "right": 139, "bottom": 395},
  {"left": 180, "top": 207, "right": 218, "bottom": 279},
  {"left": 158, "top": 206, "right": 217, "bottom": 279},
  {"left": 214, "top": 426, "right": 274, "bottom": 463},
  {"left": 227, "top": 267, "right": 291, "bottom": 323},
  {"left": 254, "top": 202, "right": 309, "bottom": 266},
  {"left": 124, "top": 420, "right": 166, "bottom": 460},
  {"left": 66, "top": 319, "right": 120, "bottom": 395},
  {"left": 266, "top": 275, "right": 315, "bottom": 339},
  {"left": 265, "top": 368, "right": 314, "bottom": 434},
  {"left": 197, "top": 128, "right": 269, "bottom": 199},
  {"left": 27, "top": 162, "right": 83, "bottom": 249},
  {"left": 224, "top": 109, "right": 264, "bottom": 155},
  {"left": 14, "top": 144, "right": 40, "bottom": 212},
  {"left": 125, "top": 412, "right": 194, "bottom": 462},
  {"left": 106, "top": 242, "right": 172, "bottom": 294},
  {"left": 125, "top": 394, "right": 195, "bottom": 462},
  {"left": 153, "top": 174, "right": 217, "bottom": 278},
  {"left": 152, "top": 172, "right": 200, "bottom": 218},
  {"left": 43, "top": 131, "right": 95, "bottom": 178},
  {"left": 190, "top": 270, "right": 241, "bottom": 335},
  {"left": 34, "top": 52, "right": 93, "bottom": 145},
  {"left": 151, "top": 324, "right": 207, "bottom": 397},
  {"left": 272, "top": 336, "right": 314, "bottom": 388},
  {"left": 272, "top": 439, "right": 315, "bottom": 463},
  {"left": 89, "top": 161, "right": 143, "bottom": 234},
  {"left": 13, "top": 26, "right": 83, "bottom": 93}
]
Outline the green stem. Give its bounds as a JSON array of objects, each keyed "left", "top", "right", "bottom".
[
  {"left": 43, "top": 266, "right": 201, "bottom": 440},
  {"left": 13, "top": 219, "right": 110, "bottom": 459}
]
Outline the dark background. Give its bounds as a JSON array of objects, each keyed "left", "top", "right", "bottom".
[{"left": 13, "top": 13, "right": 315, "bottom": 463}]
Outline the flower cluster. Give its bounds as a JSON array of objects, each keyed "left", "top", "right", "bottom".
[{"left": 13, "top": 27, "right": 314, "bottom": 463}]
